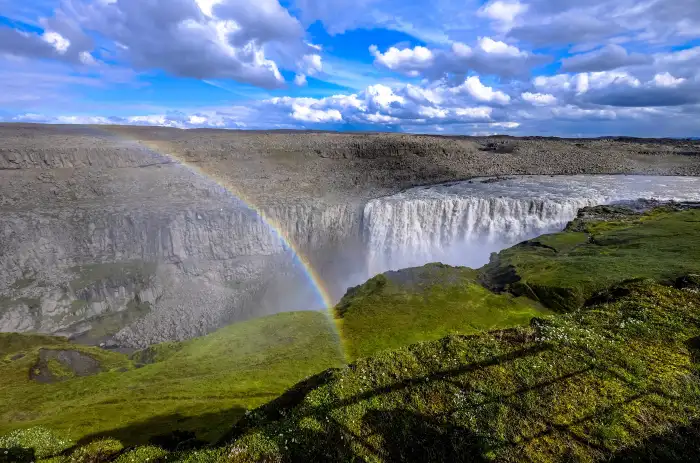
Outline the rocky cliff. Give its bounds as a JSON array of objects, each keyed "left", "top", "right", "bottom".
[{"left": 2, "top": 124, "right": 700, "bottom": 346}]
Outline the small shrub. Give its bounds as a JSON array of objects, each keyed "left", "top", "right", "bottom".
[
  {"left": 0, "top": 427, "right": 73, "bottom": 459},
  {"left": 67, "top": 438, "right": 123, "bottom": 463},
  {"left": 113, "top": 446, "right": 169, "bottom": 463}
]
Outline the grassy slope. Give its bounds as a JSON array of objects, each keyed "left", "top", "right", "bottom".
[
  {"left": 226, "top": 280, "right": 700, "bottom": 462},
  {"left": 0, "top": 265, "right": 552, "bottom": 447},
  {"left": 479, "top": 207, "right": 700, "bottom": 311},
  {"left": 4, "top": 207, "right": 700, "bottom": 461},
  {"left": 336, "top": 263, "right": 551, "bottom": 360},
  {"left": 0, "top": 311, "right": 344, "bottom": 445}
]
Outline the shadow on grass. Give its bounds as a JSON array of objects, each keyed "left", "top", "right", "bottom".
[
  {"left": 610, "top": 418, "right": 700, "bottom": 462},
  {"left": 361, "top": 409, "right": 488, "bottom": 463},
  {"left": 219, "top": 320, "right": 700, "bottom": 462},
  {"left": 0, "top": 447, "right": 34, "bottom": 463},
  {"left": 64, "top": 406, "right": 247, "bottom": 456}
]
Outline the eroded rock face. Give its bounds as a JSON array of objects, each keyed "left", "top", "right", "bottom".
[
  {"left": 1, "top": 203, "right": 365, "bottom": 347},
  {"left": 3, "top": 125, "right": 700, "bottom": 347}
]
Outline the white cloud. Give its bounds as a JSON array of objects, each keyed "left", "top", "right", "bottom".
[
  {"left": 294, "top": 74, "right": 308, "bottom": 86},
  {"left": 2, "top": 0, "right": 320, "bottom": 88},
  {"left": 195, "top": 0, "right": 223, "bottom": 17},
  {"left": 575, "top": 73, "right": 589, "bottom": 94},
  {"left": 418, "top": 106, "right": 449, "bottom": 118},
  {"left": 522, "top": 92, "right": 557, "bottom": 105},
  {"left": 510, "top": 0, "right": 700, "bottom": 48},
  {"left": 365, "top": 112, "right": 401, "bottom": 123},
  {"left": 301, "top": 54, "right": 323, "bottom": 75},
  {"left": 42, "top": 31, "right": 70, "bottom": 54},
  {"left": 371, "top": 38, "right": 545, "bottom": 79},
  {"left": 78, "top": 51, "right": 97, "bottom": 65},
  {"left": 453, "top": 76, "right": 511, "bottom": 104},
  {"left": 653, "top": 72, "right": 686, "bottom": 88},
  {"left": 454, "top": 107, "right": 493, "bottom": 119},
  {"left": 551, "top": 105, "right": 618, "bottom": 121},
  {"left": 369, "top": 45, "right": 434, "bottom": 76},
  {"left": 490, "top": 121, "right": 520, "bottom": 129},
  {"left": 291, "top": 104, "right": 343, "bottom": 122},
  {"left": 534, "top": 70, "right": 641, "bottom": 95},
  {"left": 365, "top": 84, "right": 405, "bottom": 108},
  {"left": 478, "top": 0, "right": 528, "bottom": 23},
  {"left": 477, "top": 37, "right": 526, "bottom": 57}
]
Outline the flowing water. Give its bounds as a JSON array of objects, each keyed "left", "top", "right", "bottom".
[{"left": 362, "top": 175, "right": 700, "bottom": 275}]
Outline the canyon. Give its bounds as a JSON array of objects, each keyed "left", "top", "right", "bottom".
[{"left": 2, "top": 123, "right": 700, "bottom": 347}]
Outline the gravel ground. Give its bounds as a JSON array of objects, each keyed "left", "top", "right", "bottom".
[{"left": 1, "top": 123, "right": 699, "bottom": 209}]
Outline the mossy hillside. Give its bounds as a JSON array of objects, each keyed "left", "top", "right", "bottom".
[
  {"left": 479, "top": 207, "right": 700, "bottom": 311},
  {"left": 0, "top": 311, "right": 344, "bottom": 446},
  {"left": 336, "top": 263, "right": 551, "bottom": 360},
  {"left": 225, "top": 280, "right": 700, "bottom": 462}
]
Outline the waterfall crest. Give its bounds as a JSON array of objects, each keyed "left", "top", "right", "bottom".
[{"left": 362, "top": 175, "right": 700, "bottom": 275}]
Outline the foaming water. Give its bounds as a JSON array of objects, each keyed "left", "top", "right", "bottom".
[{"left": 363, "top": 175, "right": 700, "bottom": 275}]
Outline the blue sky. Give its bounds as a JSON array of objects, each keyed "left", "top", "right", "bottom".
[{"left": 0, "top": 0, "right": 699, "bottom": 136}]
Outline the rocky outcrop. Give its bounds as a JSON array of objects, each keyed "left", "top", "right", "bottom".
[
  {"left": 0, "top": 202, "right": 365, "bottom": 347},
  {"left": 3, "top": 125, "right": 700, "bottom": 347}
]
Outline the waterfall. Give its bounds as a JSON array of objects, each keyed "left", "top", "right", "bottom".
[
  {"left": 363, "top": 196, "right": 595, "bottom": 274},
  {"left": 362, "top": 175, "right": 700, "bottom": 276}
]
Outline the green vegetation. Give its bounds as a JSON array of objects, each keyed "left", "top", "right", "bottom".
[
  {"left": 336, "top": 263, "right": 551, "bottom": 360},
  {"left": 479, "top": 207, "right": 700, "bottom": 311},
  {"left": 226, "top": 280, "right": 700, "bottom": 462},
  {"left": 2, "top": 206, "right": 700, "bottom": 461},
  {"left": 0, "top": 311, "right": 343, "bottom": 447}
]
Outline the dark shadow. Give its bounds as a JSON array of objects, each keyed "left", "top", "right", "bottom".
[
  {"left": 148, "top": 430, "right": 208, "bottom": 452},
  {"left": 689, "top": 336, "right": 700, "bottom": 377},
  {"left": 282, "top": 416, "right": 364, "bottom": 463},
  {"left": 610, "top": 418, "right": 700, "bottom": 462},
  {"left": 72, "top": 406, "right": 246, "bottom": 451},
  {"left": 362, "top": 409, "right": 488, "bottom": 462},
  {"left": 218, "top": 369, "right": 338, "bottom": 444},
  {"left": 0, "top": 448, "right": 35, "bottom": 463}
]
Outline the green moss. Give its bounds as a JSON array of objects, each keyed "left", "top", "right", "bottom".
[
  {"left": 46, "top": 358, "right": 75, "bottom": 380},
  {"left": 227, "top": 280, "right": 700, "bottom": 462},
  {"left": 480, "top": 208, "right": 700, "bottom": 311},
  {"left": 0, "top": 333, "right": 68, "bottom": 356},
  {"left": 66, "top": 438, "right": 123, "bottom": 463},
  {"left": 336, "top": 264, "right": 550, "bottom": 360},
  {"left": 112, "top": 446, "right": 169, "bottom": 463}
]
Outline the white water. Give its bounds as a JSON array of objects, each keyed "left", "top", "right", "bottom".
[{"left": 363, "top": 175, "right": 700, "bottom": 275}]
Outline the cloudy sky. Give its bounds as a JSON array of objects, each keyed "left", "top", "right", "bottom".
[{"left": 1, "top": 0, "right": 699, "bottom": 136}]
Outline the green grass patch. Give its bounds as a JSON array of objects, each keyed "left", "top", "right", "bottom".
[
  {"left": 336, "top": 263, "right": 551, "bottom": 360},
  {"left": 226, "top": 280, "right": 700, "bottom": 462},
  {"left": 0, "top": 311, "right": 344, "bottom": 447},
  {"left": 480, "top": 208, "right": 700, "bottom": 311}
]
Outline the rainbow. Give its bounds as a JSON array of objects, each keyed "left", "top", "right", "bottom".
[{"left": 95, "top": 127, "right": 337, "bottom": 312}]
